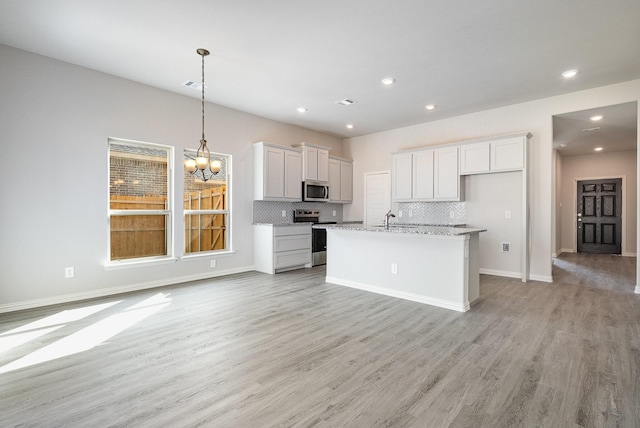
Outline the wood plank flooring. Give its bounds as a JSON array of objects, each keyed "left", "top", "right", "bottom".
[{"left": 1, "top": 253, "right": 639, "bottom": 427}]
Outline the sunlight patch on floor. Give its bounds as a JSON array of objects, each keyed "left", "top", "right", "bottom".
[
  {"left": 0, "top": 293, "right": 171, "bottom": 374},
  {"left": 0, "top": 301, "right": 121, "bottom": 355}
]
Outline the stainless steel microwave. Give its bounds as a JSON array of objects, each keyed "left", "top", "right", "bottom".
[{"left": 302, "top": 181, "right": 329, "bottom": 202}]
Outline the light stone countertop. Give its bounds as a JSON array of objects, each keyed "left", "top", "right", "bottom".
[{"left": 320, "top": 224, "right": 486, "bottom": 236}]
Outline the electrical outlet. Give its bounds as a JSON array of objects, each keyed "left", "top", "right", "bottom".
[
  {"left": 502, "top": 242, "right": 511, "bottom": 252},
  {"left": 398, "top": 210, "right": 403, "bottom": 218},
  {"left": 408, "top": 209, "right": 413, "bottom": 217},
  {"left": 332, "top": 210, "right": 336, "bottom": 216},
  {"left": 505, "top": 210, "right": 512, "bottom": 219},
  {"left": 391, "top": 263, "right": 398, "bottom": 274},
  {"left": 450, "top": 211, "right": 455, "bottom": 219},
  {"left": 281, "top": 210, "right": 286, "bottom": 217},
  {"left": 210, "top": 259, "right": 217, "bottom": 268},
  {"left": 65, "top": 267, "right": 75, "bottom": 278}
]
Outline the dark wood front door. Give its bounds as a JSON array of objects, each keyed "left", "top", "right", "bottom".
[{"left": 577, "top": 178, "right": 622, "bottom": 254}]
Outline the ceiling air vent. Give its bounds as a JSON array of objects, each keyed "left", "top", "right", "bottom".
[
  {"left": 335, "top": 98, "right": 355, "bottom": 106},
  {"left": 582, "top": 127, "right": 601, "bottom": 132},
  {"left": 183, "top": 80, "right": 204, "bottom": 90}
]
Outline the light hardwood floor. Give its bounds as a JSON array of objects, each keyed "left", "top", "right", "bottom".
[{"left": 1, "top": 253, "right": 639, "bottom": 427}]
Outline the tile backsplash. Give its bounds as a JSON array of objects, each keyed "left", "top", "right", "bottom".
[
  {"left": 396, "top": 201, "right": 466, "bottom": 225},
  {"left": 253, "top": 201, "right": 344, "bottom": 224}
]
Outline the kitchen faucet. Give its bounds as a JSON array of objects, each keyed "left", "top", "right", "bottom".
[{"left": 383, "top": 210, "right": 396, "bottom": 229}]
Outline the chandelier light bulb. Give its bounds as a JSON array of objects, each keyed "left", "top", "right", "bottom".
[
  {"left": 196, "top": 156, "right": 208, "bottom": 170},
  {"left": 185, "top": 159, "right": 197, "bottom": 172},
  {"left": 211, "top": 159, "right": 222, "bottom": 174}
]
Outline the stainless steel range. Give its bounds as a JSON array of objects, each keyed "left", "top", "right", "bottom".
[{"left": 293, "top": 209, "right": 336, "bottom": 266}]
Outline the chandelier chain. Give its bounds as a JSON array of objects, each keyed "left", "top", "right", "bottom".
[{"left": 201, "top": 50, "right": 205, "bottom": 142}]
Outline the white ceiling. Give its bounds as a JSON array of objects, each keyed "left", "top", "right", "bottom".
[
  {"left": 553, "top": 102, "right": 638, "bottom": 157},
  {"left": 1, "top": 0, "right": 639, "bottom": 138}
]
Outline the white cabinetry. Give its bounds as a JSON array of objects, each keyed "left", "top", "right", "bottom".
[
  {"left": 392, "top": 147, "right": 462, "bottom": 201},
  {"left": 459, "top": 135, "right": 525, "bottom": 175},
  {"left": 295, "top": 142, "right": 330, "bottom": 182},
  {"left": 328, "top": 157, "right": 353, "bottom": 203},
  {"left": 392, "top": 153, "right": 413, "bottom": 201},
  {"left": 254, "top": 224, "right": 312, "bottom": 274},
  {"left": 412, "top": 150, "right": 434, "bottom": 200},
  {"left": 254, "top": 142, "right": 302, "bottom": 201},
  {"left": 434, "top": 147, "right": 461, "bottom": 200}
]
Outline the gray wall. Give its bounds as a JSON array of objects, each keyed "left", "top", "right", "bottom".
[
  {"left": 559, "top": 150, "right": 637, "bottom": 255},
  {"left": 0, "top": 45, "right": 342, "bottom": 310}
]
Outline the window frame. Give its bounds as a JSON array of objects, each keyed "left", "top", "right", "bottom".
[
  {"left": 182, "top": 149, "right": 232, "bottom": 258},
  {"left": 106, "top": 138, "right": 175, "bottom": 267}
]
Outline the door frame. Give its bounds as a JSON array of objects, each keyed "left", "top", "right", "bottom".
[
  {"left": 572, "top": 174, "right": 628, "bottom": 255},
  {"left": 363, "top": 170, "right": 391, "bottom": 227}
]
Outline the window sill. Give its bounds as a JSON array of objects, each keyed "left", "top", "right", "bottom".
[
  {"left": 181, "top": 250, "right": 236, "bottom": 261},
  {"left": 104, "top": 257, "right": 178, "bottom": 271}
]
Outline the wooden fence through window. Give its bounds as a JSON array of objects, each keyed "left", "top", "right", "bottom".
[
  {"left": 110, "top": 195, "right": 167, "bottom": 260},
  {"left": 184, "top": 185, "right": 226, "bottom": 253},
  {"left": 109, "top": 186, "right": 226, "bottom": 259}
]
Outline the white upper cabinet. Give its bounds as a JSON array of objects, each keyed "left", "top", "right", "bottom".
[
  {"left": 460, "top": 135, "right": 526, "bottom": 175},
  {"left": 412, "top": 150, "right": 434, "bottom": 200},
  {"left": 460, "top": 142, "right": 490, "bottom": 174},
  {"left": 254, "top": 142, "right": 302, "bottom": 201},
  {"left": 392, "top": 153, "right": 413, "bottom": 201},
  {"left": 328, "top": 156, "right": 353, "bottom": 203},
  {"left": 393, "top": 147, "right": 462, "bottom": 202},
  {"left": 295, "top": 142, "right": 330, "bottom": 182},
  {"left": 340, "top": 161, "right": 353, "bottom": 202},
  {"left": 490, "top": 136, "right": 524, "bottom": 171},
  {"left": 434, "top": 147, "right": 461, "bottom": 200}
]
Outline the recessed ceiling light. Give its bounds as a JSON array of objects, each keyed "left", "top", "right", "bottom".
[
  {"left": 381, "top": 77, "right": 396, "bottom": 86},
  {"left": 594, "top": 147, "right": 603, "bottom": 152},
  {"left": 562, "top": 69, "right": 578, "bottom": 79},
  {"left": 297, "top": 107, "right": 307, "bottom": 113},
  {"left": 425, "top": 104, "right": 436, "bottom": 110},
  {"left": 336, "top": 99, "right": 355, "bottom": 106},
  {"left": 590, "top": 114, "right": 603, "bottom": 121},
  {"left": 346, "top": 124, "right": 354, "bottom": 129}
]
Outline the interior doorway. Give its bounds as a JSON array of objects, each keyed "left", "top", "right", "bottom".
[
  {"left": 363, "top": 171, "right": 390, "bottom": 226},
  {"left": 576, "top": 178, "right": 622, "bottom": 254},
  {"left": 553, "top": 101, "right": 638, "bottom": 260}
]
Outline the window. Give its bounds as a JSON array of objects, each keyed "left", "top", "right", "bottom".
[
  {"left": 108, "top": 139, "right": 173, "bottom": 262},
  {"left": 183, "top": 150, "right": 230, "bottom": 254}
]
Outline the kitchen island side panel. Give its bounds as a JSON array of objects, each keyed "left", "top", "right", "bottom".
[{"left": 326, "top": 229, "right": 479, "bottom": 312}]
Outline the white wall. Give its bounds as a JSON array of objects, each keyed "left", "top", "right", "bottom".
[
  {"left": 0, "top": 45, "right": 342, "bottom": 311},
  {"left": 344, "top": 80, "right": 640, "bottom": 281},
  {"left": 559, "top": 150, "right": 637, "bottom": 255},
  {"left": 465, "top": 172, "right": 523, "bottom": 277}
]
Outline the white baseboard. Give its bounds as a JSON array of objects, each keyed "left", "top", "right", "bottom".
[
  {"left": 560, "top": 248, "right": 575, "bottom": 255},
  {"left": 635, "top": 285, "right": 640, "bottom": 294},
  {"left": 529, "top": 273, "right": 554, "bottom": 283},
  {"left": 479, "top": 268, "right": 522, "bottom": 279},
  {"left": 479, "top": 268, "right": 553, "bottom": 283},
  {"left": 325, "top": 276, "right": 470, "bottom": 312},
  {"left": 0, "top": 266, "right": 255, "bottom": 314},
  {"left": 623, "top": 252, "right": 637, "bottom": 257}
]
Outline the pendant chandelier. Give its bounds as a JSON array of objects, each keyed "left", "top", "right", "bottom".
[{"left": 185, "top": 48, "right": 221, "bottom": 182}]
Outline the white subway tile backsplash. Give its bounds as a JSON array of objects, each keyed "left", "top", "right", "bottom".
[
  {"left": 253, "top": 201, "right": 343, "bottom": 224},
  {"left": 396, "top": 201, "right": 465, "bottom": 225}
]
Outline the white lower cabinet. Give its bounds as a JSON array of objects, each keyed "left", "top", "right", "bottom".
[{"left": 254, "top": 224, "right": 311, "bottom": 274}]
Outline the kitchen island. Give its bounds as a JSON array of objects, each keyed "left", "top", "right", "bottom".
[{"left": 324, "top": 225, "right": 485, "bottom": 312}]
